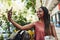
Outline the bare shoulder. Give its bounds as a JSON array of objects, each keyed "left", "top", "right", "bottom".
[
  {"left": 25, "top": 21, "right": 39, "bottom": 27},
  {"left": 28, "top": 22, "right": 35, "bottom": 26},
  {"left": 33, "top": 21, "right": 39, "bottom": 25},
  {"left": 23, "top": 21, "right": 36, "bottom": 27},
  {"left": 30, "top": 21, "right": 38, "bottom": 25}
]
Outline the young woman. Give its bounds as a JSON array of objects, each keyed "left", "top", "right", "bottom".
[{"left": 8, "top": 6, "right": 58, "bottom": 40}]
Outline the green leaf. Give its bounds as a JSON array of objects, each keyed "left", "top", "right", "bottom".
[{"left": 21, "top": 0, "right": 24, "bottom": 2}]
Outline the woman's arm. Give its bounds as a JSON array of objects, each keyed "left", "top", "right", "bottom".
[
  {"left": 50, "top": 23, "right": 58, "bottom": 40},
  {"left": 8, "top": 7, "right": 35, "bottom": 30},
  {"left": 9, "top": 19, "right": 34, "bottom": 30}
]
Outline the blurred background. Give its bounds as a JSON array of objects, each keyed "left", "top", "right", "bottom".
[{"left": 0, "top": 0, "right": 60, "bottom": 40}]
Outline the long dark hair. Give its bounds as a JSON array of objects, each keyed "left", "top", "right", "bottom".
[{"left": 40, "top": 6, "right": 50, "bottom": 35}]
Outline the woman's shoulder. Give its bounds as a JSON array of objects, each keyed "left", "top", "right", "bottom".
[
  {"left": 30, "top": 21, "right": 39, "bottom": 26},
  {"left": 33, "top": 21, "right": 39, "bottom": 24}
]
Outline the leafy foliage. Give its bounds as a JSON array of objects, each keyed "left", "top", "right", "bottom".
[
  {"left": 22, "top": 0, "right": 36, "bottom": 14},
  {"left": 0, "top": 0, "right": 36, "bottom": 33}
]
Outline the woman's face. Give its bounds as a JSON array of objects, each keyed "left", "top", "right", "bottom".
[{"left": 36, "top": 8, "right": 44, "bottom": 19}]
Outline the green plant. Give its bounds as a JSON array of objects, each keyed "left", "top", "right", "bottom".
[{"left": 0, "top": 34, "right": 4, "bottom": 40}]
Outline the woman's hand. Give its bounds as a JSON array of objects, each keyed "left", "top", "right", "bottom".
[
  {"left": 8, "top": 7, "right": 13, "bottom": 21},
  {"left": 55, "top": 37, "right": 58, "bottom": 40},
  {"left": 7, "top": 7, "right": 34, "bottom": 30}
]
